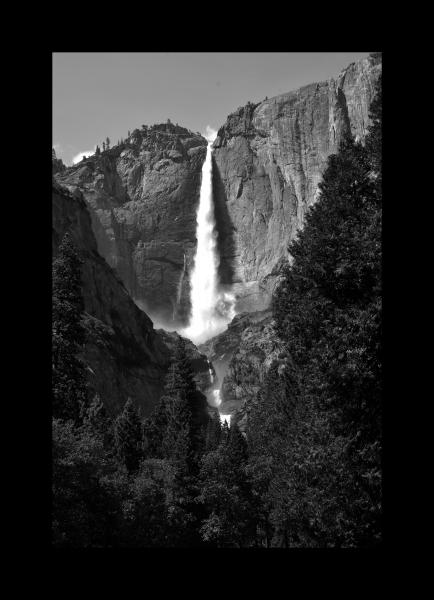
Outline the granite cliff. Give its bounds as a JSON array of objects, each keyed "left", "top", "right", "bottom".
[
  {"left": 55, "top": 123, "right": 207, "bottom": 327},
  {"left": 52, "top": 178, "right": 212, "bottom": 416},
  {"left": 52, "top": 148, "right": 66, "bottom": 175},
  {"left": 212, "top": 54, "right": 382, "bottom": 312},
  {"left": 54, "top": 55, "right": 380, "bottom": 327},
  {"left": 195, "top": 54, "right": 382, "bottom": 421}
]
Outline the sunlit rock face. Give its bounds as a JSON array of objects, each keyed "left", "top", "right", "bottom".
[
  {"left": 55, "top": 123, "right": 207, "bottom": 328},
  {"left": 212, "top": 54, "right": 382, "bottom": 313}
]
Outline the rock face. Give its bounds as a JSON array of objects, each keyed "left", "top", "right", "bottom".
[
  {"left": 55, "top": 123, "right": 207, "bottom": 327},
  {"left": 52, "top": 179, "right": 213, "bottom": 417},
  {"left": 198, "top": 310, "right": 271, "bottom": 387},
  {"left": 220, "top": 315, "right": 285, "bottom": 430},
  {"left": 199, "top": 310, "right": 284, "bottom": 428},
  {"left": 212, "top": 54, "right": 382, "bottom": 312},
  {"left": 52, "top": 148, "right": 66, "bottom": 175}
]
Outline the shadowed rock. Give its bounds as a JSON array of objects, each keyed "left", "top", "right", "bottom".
[
  {"left": 55, "top": 123, "right": 207, "bottom": 327},
  {"left": 52, "top": 179, "right": 213, "bottom": 417}
]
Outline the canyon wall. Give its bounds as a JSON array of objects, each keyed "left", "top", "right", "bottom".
[
  {"left": 212, "top": 54, "right": 382, "bottom": 312},
  {"left": 54, "top": 56, "right": 380, "bottom": 324},
  {"left": 52, "top": 179, "right": 212, "bottom": 416},
  {"left": 55, "top": 123, "right": 207, "bottom": 326}
]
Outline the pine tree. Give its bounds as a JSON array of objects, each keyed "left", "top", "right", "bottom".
[
  {"left": 162, "top": 369, "right": 194, "bottom": 470},
  {"left": 265, "top": 78, "right": 383, "bottom": 546},
  {"left": 205, "top": 411, "right": 221, "bottom": 451},
  {"left": 227, "top": 423, "right": 248, "bottom": 465},
  {"left": 220, "top": 420, "right": 230, "bottom": 444},
  {"left": 148, "top": 338, "right": 209, "bottom": 545},
  {"left": 198, "top": 421, "right": 257, "bottom": 547},
  {"left": 84, "top": 394, "right": 106, "bottom": 432},
  {"left": 102, "top": 141, "right": 106, "bottom": 151},
  {"left": 162, "top": 337, "right": 207, "bottom": 467},
  {"left": 106, "top": 137, "right": 110, "bottom": 149},
  {"left": 114, "top": 398, "right": 143, "bottom": 474},
  {"left": 83, "top": 393, "right": 114, "bottom": 453},
  {"left": 142, "top": 396, "right": 169, "bottom": 458},
  {"left": 52, "top": 232, "right": 87, "bottom": 423},
  {"left": 366, "top": 74, "right": 382, "bottom": 182}
]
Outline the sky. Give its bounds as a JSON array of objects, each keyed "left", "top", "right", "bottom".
[{"left": 53, "top": 52, "right": 372, "bottom": 166}]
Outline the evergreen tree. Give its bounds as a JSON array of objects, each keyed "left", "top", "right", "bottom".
[
  {"left": 121, "top": 465, "right": 169, "bottom": 547},
  {"left": 149, "top": 338, "right": 208, "bottom": 545},
  {"left": 205, "top": 411, "right": 221, "bottom": 451},
  {"left": 52, "top": 417, "right": 123, "bottom": 547},
  {"left": 220, "top": 419, "right": 230, "bottom": 444},
  {"left": 106, "top": 137, "right": 110, "bottom": 149},
  {"left": 263, "top": 77, "right": 383, "bottom": 546},
  {"left": 114, "top": 398, "right": 143, "bottom": 474},
  {"left": 162, "top": 368, "right": 194, "bottom": 470},
  {"left": 198, "top": 422, "right": 257, "bottom": 547},
  {"left": 84, "top": 394, "right": 106, "bottom": 431},
  {"left": 143, "top": 396, "right": 169, "bottom": 459},
  {"left": 228, "top": 423, "right": 247, "bottom": 464},
  {"left": 366, "top": 74, "right": 382, "bottom": 183},
  {"left": 162, "top": 337, "right": 207, "bottom": 467},
  {"left": 52, "top": 232, "right": 87, "bottom": 423},
  {"left": 102, "top": 141, "right": 106, "bottom": 151},
  {"left": 83, "top": 393, "right": 114, "bottom": 452}
]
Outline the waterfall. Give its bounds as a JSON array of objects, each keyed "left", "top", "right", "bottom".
[
  {"left": 176, "top": 252, "right": 186, "bottom": 307},
  {"left": 180, "top": 126, "right": 235, "bottom": 427},
  {"left": 173, "top": 252, "right": 186, "bottom": 320},
  {"left": 208, "top": 360, "right": 214, "bottom": 385},
  {"left": 181, "top": 127, "right": 235, "bottom": 345}
]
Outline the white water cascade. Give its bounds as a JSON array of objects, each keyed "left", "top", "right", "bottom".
[
  {"left": 181, "top": 126, "right": 235, "bottom": 426},
  {"left": 181, "top": 127, "right": 235, "bottom": 346}
]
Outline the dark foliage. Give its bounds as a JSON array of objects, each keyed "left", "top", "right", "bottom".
[
  {"left": 114, "top": 398, "right": 143, "bottom": 474},
  {"left": 52, "top": 233, "right": 88, "bottom": 423},
  {"left": 250, "top": 79, "right": 382, "bottom": 546}
]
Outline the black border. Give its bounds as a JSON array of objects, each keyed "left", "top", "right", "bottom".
[{"left": 14, "top": 42, "right": 404, "bottom": 579}]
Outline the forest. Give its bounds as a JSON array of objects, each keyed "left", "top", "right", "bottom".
[{"left": 52, "top": 76, "right": 382, "bottom": 548}]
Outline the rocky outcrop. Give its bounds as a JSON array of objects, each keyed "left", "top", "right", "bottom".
[
  {"left": 198, "top": 310, "right": 271, "bottom": 385},
  {"left": 212, "top": 54, "right": 382, "bottom": 313},
  {"left": 52, "top": 180, "right": 213, "bottom": 416},
  {"left": 219, "top": 315, "right": 285, "bottom": 430},
  {"left": 52, "top": 148, "right": 66, "bottom": 175},
  {"left": 198, "top": 309, "right": 285, "bottom": 428},
  {"left": 55, "top": 123, "right": 207, "bottom": 327}
]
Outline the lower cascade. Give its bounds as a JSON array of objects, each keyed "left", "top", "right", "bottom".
[{"left": 181, "top": 126, "right": 235, "bottom": 423}]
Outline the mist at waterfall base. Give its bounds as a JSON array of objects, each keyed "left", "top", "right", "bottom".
[{"left": 180, "top": 126, "right": 235, "bottom": 346}]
